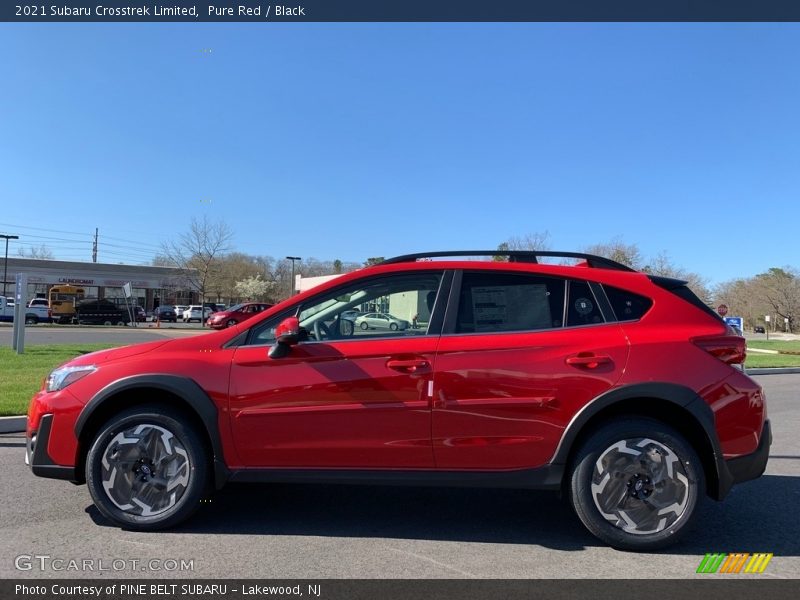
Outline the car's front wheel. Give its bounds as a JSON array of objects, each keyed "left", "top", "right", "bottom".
[
  {"left": 86, "top": 405, "right": 209, "bottom": 530},
  {"left": 567, "top": 418, "right": 704, "bottom": 551}
]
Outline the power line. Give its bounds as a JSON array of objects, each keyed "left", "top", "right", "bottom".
[{"left": 0, "top": 222, "right": 164, "bottom": 251}]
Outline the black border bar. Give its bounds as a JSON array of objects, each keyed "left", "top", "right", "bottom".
[
  {"left": 3, "top": 580, "right": 800, "bottom": 600},
  {"left": 4, "top": 1, "right": 800, "bottom": 22}
]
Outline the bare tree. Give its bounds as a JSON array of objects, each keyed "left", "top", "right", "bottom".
[
  {"left": 18, "top": 244, "right": 55, "bottom": 259},
  {"left": 754, "top": 267, "right": 800, "bottom": 333},
  {"left": 714, "top": 278, "right": 767, "bottom": 331},
  {"left": 160, "top": 217, "right": 233, "bottom": 312},
  {"left": 505, "top": 232, "right": 552, "bottom": 251},
  {"left": 493, "top": 232, "right": 551, "bottom": 261},
  {"left": 584, "top": 238, "right": 644, "bottom": 270},
  {"left": 644, "top": 251, "right": 711, "bottom": 304}
]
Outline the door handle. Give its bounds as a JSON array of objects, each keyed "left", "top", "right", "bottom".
[
  {"left": 565, "top": 354, "right": 611, "bottom": 369},
  {"left": 386, "top": 358, "right": 429, "bottom": 372}
]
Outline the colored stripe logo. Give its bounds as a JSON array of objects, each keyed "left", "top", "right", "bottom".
[{"left": 696, "top": 553, "right": 773, "bottom": 574}]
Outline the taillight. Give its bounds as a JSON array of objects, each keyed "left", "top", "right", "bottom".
[{"left": 692, "top": 331, "right": 746, "bottom": 365}]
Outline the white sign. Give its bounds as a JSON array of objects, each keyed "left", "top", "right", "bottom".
[
  {"left": 765, "top": 315, "right": 771, "bottom": 322},
  {"left": 122, "top": 282, "right": 132, "bottom": 298}
]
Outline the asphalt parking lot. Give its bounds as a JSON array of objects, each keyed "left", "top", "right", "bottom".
[
  {"left": 0, "top": 374, "right": 797, "bottom": 579},
  {"left": 0, "top": 323, "right": 209, "bottom": 345}
]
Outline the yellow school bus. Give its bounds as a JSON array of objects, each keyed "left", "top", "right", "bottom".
[{"left": 48, "top": 285, "right": 86, "bottom": 323}]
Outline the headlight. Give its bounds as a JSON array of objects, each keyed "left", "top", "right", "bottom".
[{"left": 46, "top": 365, "right": 97, "bottom": 392}]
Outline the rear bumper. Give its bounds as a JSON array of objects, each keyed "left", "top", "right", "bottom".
[
  {"left": 715, "top": 419, "right": 771, "bottom": 499},
  {"left": 725, "top": 419, "right": 772, "bottom": 486}
]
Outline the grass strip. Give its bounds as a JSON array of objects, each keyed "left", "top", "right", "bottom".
[{"left": 0, "top": 344, "right": 114, "bottom": 416}]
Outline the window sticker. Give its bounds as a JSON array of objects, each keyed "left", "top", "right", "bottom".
[
  {"left": 574, "top": 297, "right": 594, "bottom": 315},
  {"left": 471, "top": 284, "right": 552, "bottom": 332}
]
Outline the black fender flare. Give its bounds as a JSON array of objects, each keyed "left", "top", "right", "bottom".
[
  {"left": 550, "top": 382, "right": 733, "bottom": 500},
  {"left": 74, "top": 374, "right": 229, "bottom": 488}
]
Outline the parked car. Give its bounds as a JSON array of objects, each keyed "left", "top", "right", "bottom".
[
  {"left": 754, "top": 326, "right": 766, "bottom": 334},
  {"left": 152, "top": 306, "right": 177, "bottom": 323},
  {"left": 206, "top": 302, "right": 273, "bottom": 329},
  {"left": 174, "top": 305, "right": 188, "bottom": 319},
  {"left": 28, "top": 298, "right": 49, "bottom": 308},
  {"left": 4, "top": 297, "right": 14, "bottom": 308},
  {"left": 183, "top": 305, "right": 213, "bottom": 323},
  {"left": 130, "top": 306, "right": 147, "bottom": 322},
  {"left": 0, "top": 296, "right": 50, "bottom": 324},
  {"left": 26, "top": 250, "right": 770, "bottom": 551},
  {"left": 74, "top": 299, "right": 130, "bottom": 326},
  {"left": 354, "top": 312, "right": 410, "bottom": 331}
]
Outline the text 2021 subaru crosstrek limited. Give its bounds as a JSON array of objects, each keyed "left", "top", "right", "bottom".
[{"left": 27, "top": 251, "right": 770, "bottom": 551}]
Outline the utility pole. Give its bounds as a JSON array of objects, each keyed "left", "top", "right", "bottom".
[
  {"left": 92, "top": 228, "right": 98, "bottom": 263},
  {"left": 1, "top": 234, "right": 19, "bottom": 298},
  {"left": 286, "top": 256, "right": 301, "bottom": 296}
]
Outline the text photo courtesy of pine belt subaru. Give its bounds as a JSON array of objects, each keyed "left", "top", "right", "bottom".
[{"left": 26, "top": 250, "right": 770, "bottom": 551}]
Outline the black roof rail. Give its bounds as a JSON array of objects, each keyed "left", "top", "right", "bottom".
[{"left": 379, "top": 251, "right": 636, "bottom": 272}]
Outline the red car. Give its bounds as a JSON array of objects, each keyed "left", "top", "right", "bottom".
[
  {"left": 26, "top": 250, "right": 769, "bottom": 551},
  {"left": 206, "top": 302, "right": 273, "bottom": 329}
]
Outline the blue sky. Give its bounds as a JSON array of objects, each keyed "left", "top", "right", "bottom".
[{"left": 1, "top": 23, "right": 798, "bottom": 284}]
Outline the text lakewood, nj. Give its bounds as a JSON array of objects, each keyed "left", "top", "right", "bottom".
[{"left": 18, "top": 5, "right": 307, "bottom": 18}]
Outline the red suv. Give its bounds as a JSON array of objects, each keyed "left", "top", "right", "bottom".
[
  {"left": 206, "top": 302, "right": 273, "bottom": 329},
  {"left": 26, "top": 251, "right": 769, "bottom": 550}
]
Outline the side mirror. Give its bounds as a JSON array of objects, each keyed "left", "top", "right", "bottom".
[{"left": 268, "top": 316, "right": 300, "bottom": 359}]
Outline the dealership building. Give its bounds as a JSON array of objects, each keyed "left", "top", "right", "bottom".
[{"left": 2, "top": 257, "right": 194, "bottom": 309}]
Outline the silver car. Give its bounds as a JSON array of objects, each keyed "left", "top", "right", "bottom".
[{"left": 354, "top": 312, "right": 410, "bottom": 331}]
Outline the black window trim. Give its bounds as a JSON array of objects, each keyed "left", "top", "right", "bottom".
[
  {"left": 239, "top": 269, "right": 453, "bottom": 348},
  {"left": 441, "top": 269, "right": 623, "bottom": 337}
]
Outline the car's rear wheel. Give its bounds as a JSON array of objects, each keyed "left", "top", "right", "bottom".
[
  {"left": 567, "top": 418, "right": 704, "bottom": 551},
  {"left": 24, "top": 315, "right": 38, "bottom": 325},
  {"left": 116, "top": 321, "right": 126, "bottom": 326},
  {"left": 86, "top": 405, "right": 209, "bottom": 530},
  {"left": 103, "top": 320, "right": 112, "bottom": 326}
]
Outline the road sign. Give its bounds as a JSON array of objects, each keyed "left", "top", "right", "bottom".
[
  {"left": 717, "top": 304, "right": 729, "bottom": 317},
  {"left": 724, "top": 316, "right": 743, "bottom": 334}
]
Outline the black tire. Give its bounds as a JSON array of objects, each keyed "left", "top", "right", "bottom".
[
  {"left": 24, "top": 315, "right": 38, "bottom": 325},
  {"left": 86, "top": 405, "right": 209, "bottom": 531},
  {"left": 360, "top": 322, "right": 369, "bottom": 330},
  {"left": 389, "top": 322, "right": 398, "bottom": 331},
  {"left": 226, "top": 319, "right": 237, "bottom": 328},
  {"left": 116, "top": 321, "right": 126, "bottom": 327},
  {"left": 567, "top": 418, "right": 704, "bottom": 551},
  {"left": 103, "top": 320, "right": 112, "bottom": 326}
]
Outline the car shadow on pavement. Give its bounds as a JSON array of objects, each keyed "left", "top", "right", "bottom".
[{"left": 85, "top": 473, "right": 800, "bottom": 555}]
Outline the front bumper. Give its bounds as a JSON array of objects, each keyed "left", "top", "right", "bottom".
[{"left": 26, "top": 414, "right": 78, "bottom": 482}]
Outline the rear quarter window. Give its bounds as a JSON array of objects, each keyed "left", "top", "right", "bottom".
[{"left": 603, "top": 285, "right": 653, "bottom": 321}]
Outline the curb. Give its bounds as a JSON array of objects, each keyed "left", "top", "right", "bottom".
[
  {"left": 746, "top": 367, "right": 800, "bottom": 375},
  {"left": 0, "top": 416, "right": 27, "bottom": 434}
]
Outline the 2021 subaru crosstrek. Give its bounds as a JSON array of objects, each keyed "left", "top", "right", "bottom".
[{"left": 26, "top": 250, "right": 770, "bottom": 550}]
